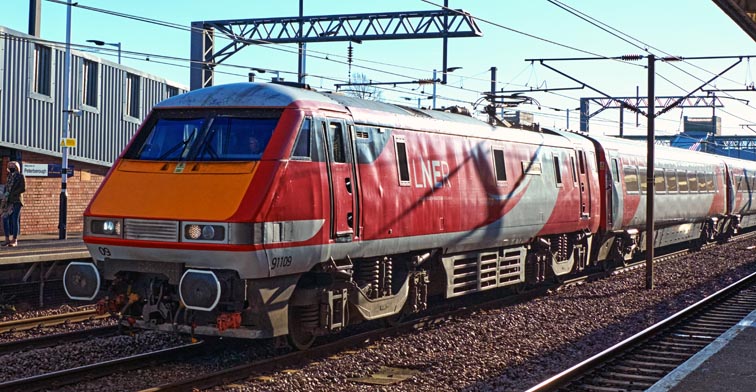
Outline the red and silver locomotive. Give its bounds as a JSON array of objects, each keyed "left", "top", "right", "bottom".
[{"left": 63, "top": 82, "right": 755, "bottom": 348}]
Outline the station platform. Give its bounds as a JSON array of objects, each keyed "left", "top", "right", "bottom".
[
  {"left": 0, "top": 233, "right": 89, "bottom": 265},
  {"left": 648, "top": 310, "right": 756, "bottom": 392}
]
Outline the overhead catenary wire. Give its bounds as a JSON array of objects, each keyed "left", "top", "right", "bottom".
[
  {"left": 545, "top": 0, "right": 756, "bottom": 120},
  {"left": 44, "top": 0, "right": 635, "bottom": 124},
  {"left": 38, "top": 0, "right": 705, "bottom": 131}
]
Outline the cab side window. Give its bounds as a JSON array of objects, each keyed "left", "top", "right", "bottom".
[{"left": 291, "top": 117, "right": 312, "bottom": 160}]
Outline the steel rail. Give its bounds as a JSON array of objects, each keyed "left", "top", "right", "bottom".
[
  {"left": 525, "top": 270, "right": 756, "bottom": 392},
  {"left": 0, "top": 309, "right": 108, "bottom": 334}
]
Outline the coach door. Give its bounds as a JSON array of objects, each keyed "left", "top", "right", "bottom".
[
  {"left": 323, "top": 118, "right": 358, "bottom": 242},
  {"left": 577, "top": 149, "right": 591, "bottom": 218}
]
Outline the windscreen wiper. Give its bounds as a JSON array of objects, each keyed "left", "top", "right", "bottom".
[{"left": 157, "top": 128, "right": 197, "bottom": 160}]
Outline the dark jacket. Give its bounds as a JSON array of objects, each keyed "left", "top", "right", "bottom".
[{"left": 6, "top": 172, "right": 25, "bottom": 206}]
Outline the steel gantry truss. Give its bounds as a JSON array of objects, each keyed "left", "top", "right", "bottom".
[
  {"left": 579, "top": 95, "right": 724, "bottom": 132},
  {"left": 190, "top": 9, "right": 482, "bottom": 90}
]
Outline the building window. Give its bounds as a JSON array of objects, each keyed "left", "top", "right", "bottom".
[
  {"left": 167, "top": 85, "right": 180, "bottom": 97},
  {"left": 82, "top": 59, "right": 98, "bottom": 108},
  {"left": 33, "top": 44, "right": 52, "bottom": 96},
  {"left": 125, "top": 73, "right": 140, "bottom": 118}
]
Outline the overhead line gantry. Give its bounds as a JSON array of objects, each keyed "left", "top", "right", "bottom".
[{"left": 190, "top": 9, "right": 482, "bottom": 90}]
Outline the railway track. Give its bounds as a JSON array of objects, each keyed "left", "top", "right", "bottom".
[
  {"left": 136, "top": 241, "right": 732, "bottom": 391},
  {"left": 525, "top": 270, "right": 756, "bottom": 392},
  {"left": 0, "top": 309, "right": 108, "bottom": 334},
  {"left": 0, "top": 236, "right": 743, "bottom": 391},
  {"left": 0, "top": 339, "right": 205, "bottom": 392}
]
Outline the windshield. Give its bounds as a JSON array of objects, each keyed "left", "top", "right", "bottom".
[{"left": 125, "top": 109, "right": 281, "bottom": 161}]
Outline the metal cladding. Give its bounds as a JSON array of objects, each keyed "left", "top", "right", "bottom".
[{"left": 0, "top": 26, "right": 187, "bottom": 166}]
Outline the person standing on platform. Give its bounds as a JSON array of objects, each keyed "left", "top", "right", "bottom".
[{"left": 2, "top": 161, "right": 25, "bottom": 247}]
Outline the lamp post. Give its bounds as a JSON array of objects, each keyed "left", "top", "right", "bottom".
[
  {"left": 86, "top": 39, "right": 121, "bottom": 64},
  {"left": 60, "top": 0, "right": 73, "bottom": 239}
]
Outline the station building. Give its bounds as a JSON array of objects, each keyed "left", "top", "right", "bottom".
[{"left": 0, "top": 26, "right": 186, "bottom": 235}]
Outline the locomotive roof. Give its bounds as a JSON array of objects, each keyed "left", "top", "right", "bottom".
[
  {"left": 155, "top": 82, "right": 335, "bottom": 108},
  {"left": 156, "top": 82, "right": 576, "bottom": 148}
]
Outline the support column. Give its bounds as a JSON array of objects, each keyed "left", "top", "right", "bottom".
[{"left": 190, "top": 22, "right": 214, "bottom": 90}]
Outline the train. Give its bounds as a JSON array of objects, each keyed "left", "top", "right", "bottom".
[{"left": 63, "top": 82, "right": 756, "bottom": 349}]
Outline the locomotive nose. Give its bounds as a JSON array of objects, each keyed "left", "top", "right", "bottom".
[
  {"left": 63, "top": 262, "right": 101, "bottom": 300},
  {"left": 179, "top": 269, "right": 221, "bottom": 311}
]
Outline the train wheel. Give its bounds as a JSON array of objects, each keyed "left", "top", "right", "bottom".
[{"left": 287, "top": 304, "right": 318, "bottom": 350}]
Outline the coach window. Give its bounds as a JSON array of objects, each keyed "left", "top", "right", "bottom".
[
  {"left": 394, "top": 136, "right": 411, "bottom": 186},
  {"left": 553, "top": 156, "right": 563, "bottom": 187},
  {"left": 329, "top": 122, "right": 347, "bottom": 163},
  {"left": 654, "top": 169, "right": 666, "bottom": 193},
  {"left": 677, "top": 170, "right": 689, "bottom": 192},
  {"left": 665, "top": 169, "right": 678, "bottom": 192},
  {"left": 696, "top": 172, "right": 706, "bottom": 192},
  {"left": 570, "top": 156, "right": 578, "bottom": 185},
  {"left": 611, "top": 159, "right": 620, "bottom": 183},
  {"left": 639, "top": 167, "right": 648, "bottom": 194},
  {"left": 687, "top": 171, "right": 698, "bottom": 193},
  {"left": 705, "top": 173, "right": 715, "bottom": 192},
  {"left": 623, "top": 166, "right": 639, "bottom": 193},
  {"left": 492, "top": 148, "right": 507, "bottom": 184},
  {"left": 750, "top": 175, "right": 756, "bottom": 193},
  {"left": 291, "top": 117, "right": 312, "bottom": 160},
  {"left": 577, "top": 150, "right": 586, "bottom": 174}
]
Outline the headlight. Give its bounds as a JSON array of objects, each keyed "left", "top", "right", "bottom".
[
  {"left": 183, "top": 223, "right": 226, "bottom": 242},
  {"left": 88, "top": 218, "right": 122, "bottom": 237}
]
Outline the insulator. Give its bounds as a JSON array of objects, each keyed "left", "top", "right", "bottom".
[
  {"left": 620, "top": 54, "right": 644, "bottom": 61},
  {"left": 347, "top": 44, "right": 354, "bottom": 64}
]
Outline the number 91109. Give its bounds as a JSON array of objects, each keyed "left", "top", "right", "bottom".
[{"left": 271, "top": 256, "right": 292, "bottom": 270}]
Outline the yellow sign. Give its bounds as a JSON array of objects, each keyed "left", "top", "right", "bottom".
[{"left": 60, "top": 138, "right": 77, "bottom": 147}]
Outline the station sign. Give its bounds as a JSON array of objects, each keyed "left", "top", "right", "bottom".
[
  {"left": 22, "top": 163, "right": 74, "bottom": 178},
  {"left": 60, "top": 138, "right": 77, "bottom": 148}
]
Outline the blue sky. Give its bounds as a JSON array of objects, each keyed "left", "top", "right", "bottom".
[{"left": 3, "top": 0, "right": 756, "bottom": 136}]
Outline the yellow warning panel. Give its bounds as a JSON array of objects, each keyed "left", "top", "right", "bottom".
[{"left": 60, "top": 138, "right": 77, "bottom": 147}]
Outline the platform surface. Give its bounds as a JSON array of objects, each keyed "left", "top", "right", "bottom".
[
  {"left": 648, "top": 309, "right": 756, "bottom": 392},
  {"left": 0, "top": 233, "right": 89, "bottom": 265}
]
